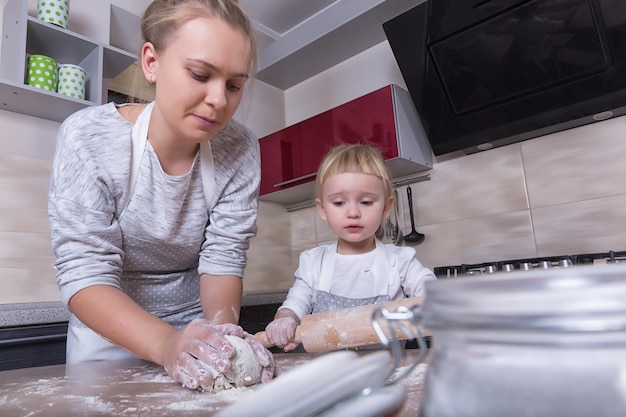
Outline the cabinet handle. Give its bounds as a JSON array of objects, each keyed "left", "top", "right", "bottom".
[
  {"left": 0, "top": 334, "right": 66, "bottom": 346},
  {"left": 273, "top": 172, "right": 317, "bottom": 188}
]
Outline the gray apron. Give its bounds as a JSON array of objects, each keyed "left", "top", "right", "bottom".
[
  {"left": 66, "top": 102, "right": 216, "bottom": 363},
  {"left": 311, "top": 240, "right": 395, "bottom": 314}
]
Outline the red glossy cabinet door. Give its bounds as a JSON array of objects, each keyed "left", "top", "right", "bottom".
[{"left": 259, "top": 85, "right": 399, "bottom": 199}]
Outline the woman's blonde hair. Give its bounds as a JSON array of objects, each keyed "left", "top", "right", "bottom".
[
  {"left": 316, "top": 144, "right": 393, "bottom": 200},
  {"left": 141, "top": 0, "right": 258, "bottom": 75}
]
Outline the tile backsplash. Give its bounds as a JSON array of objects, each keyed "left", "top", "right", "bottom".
[
  {"left": 255, "top": 115, "right": 626, "bottom": 287},
  {"left": 2, "top": 116, "right": 626, "bottom": 304},
  {"left": 0, "top": 154, "right": 58, "bottom": 304}
]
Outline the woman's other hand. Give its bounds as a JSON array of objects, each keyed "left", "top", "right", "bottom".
[
  {"left": 162, "top": 319, "right": 243, "bottom": 389},
  {"left": 242, "top": 330, "right": 277, "bottom": 383}
]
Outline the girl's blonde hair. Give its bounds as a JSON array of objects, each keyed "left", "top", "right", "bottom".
[
  {"left": 141, "top": 0, "right": 258, "bottom": 75},
  {"left": 316, "top": 144, "right": 393, "bottom": 200}
]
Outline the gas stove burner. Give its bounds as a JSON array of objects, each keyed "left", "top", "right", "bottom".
[{"left": 434, "top": 250, "right": 626, "bottom": 278}]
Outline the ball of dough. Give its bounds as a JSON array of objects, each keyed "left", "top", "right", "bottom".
[{"left": 200, "top": 335, "right": 263, "bottom": 392}]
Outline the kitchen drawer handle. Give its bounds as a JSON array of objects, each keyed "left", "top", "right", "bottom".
[
  {"left": 0, "top": 334, "right": 66, "bottom": 346},
  {"left": 273, "top": 172, "right": 317, "bottom": 188}
]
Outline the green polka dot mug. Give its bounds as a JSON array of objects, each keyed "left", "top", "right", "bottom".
[
  {"left": 26, "top": 54, "right": 58, "bottom": 92},
  {"left": 37, "top": 0, "right": 70, "bottom": 29},
  {"left": 57, "top": 64, "right": 86, "bottom": 100}
]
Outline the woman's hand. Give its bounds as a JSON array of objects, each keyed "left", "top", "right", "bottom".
[
  {"left": 242, "top": 330, "right": 277, "bottom": 382},
  {"left": 265, "top": 316, "right": 299, "bottom": 352},
  {"left": 161, "top": 319, "right": 243, "bottom": 389}
]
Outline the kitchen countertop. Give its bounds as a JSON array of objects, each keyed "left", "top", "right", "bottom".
[
  {"left": 0, "top": 290, "right": 288, "bottom": 328},
  {"left": 0, "top": 350, "right": 428, "bottom": 416},
  {"left": 0, "top": 301, "right": 70, "bottom": 327}
]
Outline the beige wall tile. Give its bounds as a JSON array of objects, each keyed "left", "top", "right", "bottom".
[
  {"left": 0, "top": 180, "right": 49, "bottom": 214},
  {"left": 0, "top": 231, "right": 54, "bottom": 267},
  {"left": 0, "top": 153, "right": 52, "bottom": 175},
  {"left": 290, "top": 207, "right": 325, "bottom": 286},
  {"left": 0, "top": 266, "right": 60, "bottom": 304},
  {"left": 410, "top": 144, "right": 529, "bottom": 226},
  {"left": 412, "top": 210, "right": 536, "bottom": 269},
  {"left": 290, "top": 206, "right": 317, "bottom": 249},
  {"left": 532, "top": 194, "right": 626, "bottom": 257},
  {"left": 244, "top": 201, "right": 294, "bottom": 291},
  {"left": 0, "top": 154, "right": 57, "bottom": 304},
  {"left": 314, "top": 210, "right": 335, "bottom": 243},
  {"left": 0, "top": 234, "right": 58, "bottom": 304},
  {"left": 522, "top": 116, "right": 626, "bottom": 208},
  {"left": 0, "top": 111, "right": 58, "bottom": 160},
  {"left": 0, "top": 208, "right": 49, "bottom": 233},
  {"left": 0, "top": 155, "right": 51, "bottom": 212}
]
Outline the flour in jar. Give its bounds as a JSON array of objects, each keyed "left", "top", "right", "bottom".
[{"left": 199, "top": 335, "right": 262, "bottom": 393}]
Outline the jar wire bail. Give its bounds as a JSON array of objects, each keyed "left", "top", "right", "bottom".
[{"left": 363, "top": 303, "right": 427, "bottom": 395}]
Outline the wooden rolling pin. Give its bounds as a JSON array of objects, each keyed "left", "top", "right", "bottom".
[{"left": 255, "top": 297, "right": 425, "bottom": 352}]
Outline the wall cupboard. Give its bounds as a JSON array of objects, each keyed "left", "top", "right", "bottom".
[{"left": 258, "top": 84, "right": 433, "bottom": 204}]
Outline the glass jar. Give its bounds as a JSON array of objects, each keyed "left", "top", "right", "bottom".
[{"left": 418, "top": 264, "right": 626, "bottom": 417}]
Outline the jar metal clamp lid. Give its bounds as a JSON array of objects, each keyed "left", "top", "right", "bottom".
[
  {"left": 421, "top": 263, "right": 626, "bottom": 335},
  {"left": 418, "top": 264, "right": 626, "bottom": 417}
]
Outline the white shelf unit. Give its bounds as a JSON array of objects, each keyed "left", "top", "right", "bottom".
[{"left": 0, "top": 0, "right": 138, "bottom": 122}]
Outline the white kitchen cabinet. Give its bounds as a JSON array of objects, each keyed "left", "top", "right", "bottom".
[{"left": 0, "top": 0, "right": 138, "bottom": 122}]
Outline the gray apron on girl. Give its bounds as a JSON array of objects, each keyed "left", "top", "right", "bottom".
[
  {"left": 66, "top": 102, "right": 217, "bottom": 363},
  {"left": 311, "top": 240, "right": 395, "bottom": 314},
  {"left": 292, "top": 240, "right": 400, "bottom": 352}
]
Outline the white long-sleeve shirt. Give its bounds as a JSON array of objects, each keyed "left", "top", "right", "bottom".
[{"left": 280, "top": 240, "right": 437, "bottom": 319}]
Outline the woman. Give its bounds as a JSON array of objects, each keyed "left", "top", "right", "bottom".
[{"left": 48, "top": 0, "right": 274, "bottom": 389}]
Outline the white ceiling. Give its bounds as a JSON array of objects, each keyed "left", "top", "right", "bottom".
[{"left": 239, "top": 0, "right": 338, "bottom": 48}]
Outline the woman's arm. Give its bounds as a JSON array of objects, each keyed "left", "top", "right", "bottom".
[
  {"left": 200, "top": 273, "right": 242, "bottom": 324},
  {"left": 68, "top": 285, "right": 176, "bottom": 364},
  {"left": 69, "top": 284, "right": 243, "bottom": 389},
  {"left": 200, "top": 273, "right": 276, "bottom": 382},
  {"left": 198, "top": 121, "right": 260, "bottom": 280}
]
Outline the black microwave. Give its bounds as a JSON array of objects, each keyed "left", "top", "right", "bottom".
[{"left": 383, "top": 0, "right": 626, "bottom": 155}]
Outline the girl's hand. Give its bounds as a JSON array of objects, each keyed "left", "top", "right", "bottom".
[
  {"left": 265, "top": 316, "right": 299, "bottom": 352},
  {"left": 162, "top": 319, "right": 243, "bottom": 389}
]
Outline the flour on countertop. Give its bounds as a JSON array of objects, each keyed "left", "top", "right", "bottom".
[
  {"left": 394, "top": 362, "right": 428, "bottom": 386},
  {"left": 0, "top": 363, "right": 257, "bottom": 416},
  {"left": 3, "top": 355, "right": 423, "bottom": 416},
  {"left": 167, "top": 388, "right": 252, "bottom": 410}
]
